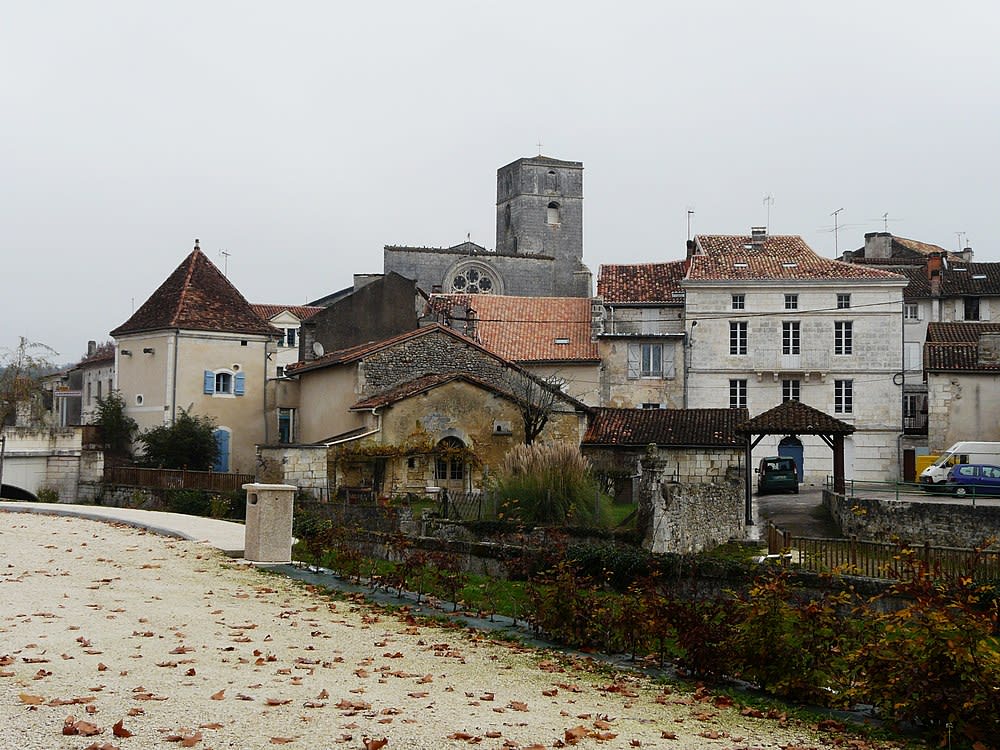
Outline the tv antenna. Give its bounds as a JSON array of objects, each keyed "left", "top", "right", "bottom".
[
  {"left": 219, "top": 249, "right": 231, "bottom": 277},
  {"left": 830, "top": 208, "right": 845, "bottom": 254},
  {"left": 955, "top": 231, "right": 967, "bottom": 251},
  {"left": 763, "top": 194, "right": 774, "bottom": 232}
]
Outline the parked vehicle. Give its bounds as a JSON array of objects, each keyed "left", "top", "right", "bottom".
[
  {"left": 944, "top": 464, "right": 1000, "bottom": 497},
  {"left": 919, "top": 442, "right": 1000, "bottom": 486},
  {"left": 756, "top": 456, "right": 798, "bottom": 495}
]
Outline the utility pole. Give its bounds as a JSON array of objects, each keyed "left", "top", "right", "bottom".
[
  {"left": 0, "top": 433, "right": 6, "bottom": 499},
  {"left": 763, "top": 194, "right": 774, "bottom": 233}
]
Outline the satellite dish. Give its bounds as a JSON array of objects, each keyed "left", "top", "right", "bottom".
[{"left": 312, "top": 341, "right": 325, "bottom": 357}]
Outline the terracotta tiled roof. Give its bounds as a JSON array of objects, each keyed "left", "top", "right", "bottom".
[
  {"left": 597, "top": 261, "right": 688, "bottom": 303},
  {"left": 250, "top": 304, "right": 324, "bottom": 322},
  {"left": 940, "top": 262, "right": 1000, "bottom": 295},
  {"left": 582, "top": 408, "right": 748, "bottom": 447},
  {"left": 428, "top": 294, "right": 599, "bottom": 363},
  {"left": 849, "top": 235, "right": 956, "bottom": 260},
  {"left": 926, "top": 322, "right": 1000, "bottom": 343},
  {"left": 76, "top": 343, "right": 115, "bottom": 367},
  {"left": 738, "top": 400, "right": 855, "bottom": 435},
  {"left": 688, "top": 235, "right": 905, "bottom": 282},
  {"left": 351, "top": 372, "right": 506, "bottom": 410},
  {"left": 111, "top": 246, "right": 276, "bottom": 338}
]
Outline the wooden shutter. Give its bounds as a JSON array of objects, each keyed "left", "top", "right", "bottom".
[
  {"left": 234, "top": 372, "right": 246, "bottom": 395},
  {"left": 203, "top": 370, "right": 215, "bottom": 394},
  {"left": 626, "top": 344, "right": 639, "bottom": 379}
]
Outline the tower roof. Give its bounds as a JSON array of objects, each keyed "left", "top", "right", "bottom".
[{"left": 111, "top": 242, "right": 276, "bottom": 338}]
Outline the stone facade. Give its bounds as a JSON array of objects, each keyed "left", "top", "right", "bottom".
[
  {"left": 257, "top": 445, "right": 329, "bottom": 498},
  {"left": 597, "top": 337, "right": 685, "bottom": 408},
  {"left": 637, "top": 445, "right": 746, "bottom": 554},
  {"left": 383, "top": 156, "right": 592, "bottom": 299},
  {"left": 826, "top": 490, "right": 1000, "bottom": 548},
  {"left": 0, "top": 426, "right": 102, "bottom": 503},
  {"left": 926, "top": 371, "right": 1000, "bottom": 447}
]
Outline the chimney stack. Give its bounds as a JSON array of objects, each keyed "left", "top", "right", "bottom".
[
  {"left": 750, "top": 226, "right": 767, "bottom": 246},
  {"left": 864, "top": 232, "right": 893, "bottom": 259},
  {"left": 87, "top": 340, "right": 97, "bottom": 357}
]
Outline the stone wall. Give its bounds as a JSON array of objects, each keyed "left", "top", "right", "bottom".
[
  {"left": 825, "top": 489, "right": 1000, "bottom": 548},
  {"left": 257, "top": 445, "right": 330, "bottom": 497},
  {"left": 637, "top": 445, "right": 746, "bottom": 553}
]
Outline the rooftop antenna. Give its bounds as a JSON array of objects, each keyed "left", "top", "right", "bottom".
[
  {"left": 219, "top": 249, "right": 231, "bottom": 277},
  {"left": 686, "top": 209, "right": 695, "bottom": 241},
  {"left": 955, "top": 231, "right": 967, "bottom": 252},
  {"left": 763, "top": 194, "right": 774, "bottom": 233},
  {"left": 536, "top": 139, "right": 543, "bottom": 155},
  {"left": 830, "top": 208, "right": 845, "bottom": 255}
]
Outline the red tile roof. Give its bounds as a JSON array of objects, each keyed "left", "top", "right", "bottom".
[
  {"left": 940, "top": 262, "right": 1000, "bottom": 295},
  {"left": 251, "top": 304, "right": 324, "bottom": 322},
  {"left": 597, "top": 261, "right": 688, "bottom": 303},
  {"left": 925, "top": 323, "right": 1000, "bottom": 372},
  {"left": 76, "top": 342, "right": 115, "bottom": 368},
  {"left": 429, "top": 294, "right": 599, "bottom": 363},
  {"left": 582, "top": 408, "right": 748, "bottom": 447},
  {"left": 689, "top": 235, "right": 906, "bottom": 282},
  {"left": 926, "top": 322, "right": 1000, "bottom": 343},
  {"left": 739, "top": 400, "right": 855, "bottom": 435},
  {"left": 111, "top": 246, "right": 276, "bottom": 338}
]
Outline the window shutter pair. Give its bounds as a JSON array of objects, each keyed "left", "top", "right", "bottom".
[{"left": 203, "top": 370, "right": 246, "bottom": 396}]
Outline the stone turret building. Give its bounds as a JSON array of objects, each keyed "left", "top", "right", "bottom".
[{"left": 384, "top": 155, "right": 592, "bottom": 298}]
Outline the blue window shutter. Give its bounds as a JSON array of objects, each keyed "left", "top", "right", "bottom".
[
  {"left": 213, "top": 429, "right": 230, "bottom": 472},
  {"left": 203, "top": 370, "right": 215, "bottom": 394},
  {"left": 234, "top": 371, "right": 246, "bottom": 396}
]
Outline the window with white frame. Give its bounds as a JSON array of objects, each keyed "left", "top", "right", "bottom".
[
  {"left": 782, "top": 321, "right": 800, "bottom": 355},
  {"left": 730, "top": 321, "right": 748, "bottom": 355},
  {"left": 641, "top": 343, "right": 662, "bottom": 377},
  {"left": 837, "top": 293, "right": 851, "bottom": 309},
  {"left": 627, "top": 342, "right": 675, "bottom": 379},
  {"left": 784, "top": 294, "right": 798, "bottom": 310},
  {"left": 834, "top": 379, "right": 853, "bottom": 414},
  {"left": 280, "top": 327, "right": 297, "bottom": 348},
  {"left": 834, "top": 321, "right": 853, "bottom": 355},
  {"left": 729, "top": 379, "right": 747, "bottom": 409},
  {"left": 731, "top": 294, "right": 745, "bottom": 310},
  {"left": 903, "top": 303, "right": 920, "bottom": 321},
  {"left": 782, "top": 379, "right": 800, "bottom": 402}
]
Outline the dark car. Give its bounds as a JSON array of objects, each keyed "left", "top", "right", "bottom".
[
  {"left": 756, "top": 456, "right": 799, "bottom": 495},
  {"left": 944, "top": 464, "right": 1000, "bottom": 497}
]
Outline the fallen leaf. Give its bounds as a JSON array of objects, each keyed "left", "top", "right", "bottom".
[
  {"left": 19, "top": 693, "right": 45, "bottom": 705},
  {"left": 270, "top": 738, "right": 295, "bottom": 745},
  {"left": 210, "top": 689, "right": 226, "bottom": 700},
  {"left": 113, "top": 719, "right": 134, "bottom": 738},
  {"left": 509, "top": 700, "right": 528, "bottom": 711},
  {"left": 363, "top": 738, "right": 388, "bottom": 750}
]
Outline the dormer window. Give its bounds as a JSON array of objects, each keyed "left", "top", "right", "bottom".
[{"left": 547, "top": 201, "right": 561, "bottom": 225}]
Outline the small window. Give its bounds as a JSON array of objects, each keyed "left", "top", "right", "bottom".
[
  {"left": 834, "top": 321, "right": 853, "bottom": 355},
  {"left": 135, "top": 394, "right": 144, "bottom": 406},
  {"left": 835, "top": 379, "right": 853, "bottom": 414},
  {"left": 546, "top": 201, "right": 560, "bottom": 225},
  {"left": 730, "top": 321, "right": 748, "bottom": 355},
  {"left": 837, "top": 294, "right": 851, "bottom": 309},
  {"left": 782, "top": 379, "right": 800, "bottom": 402},
  {"left": 904, "top": 303, "right": 919, "bottom": 320},
  {"left": 964, "top": 297, "right": 981, "bottom": 321},
  {"left": 640, "top": 343, "right": 663, "bottom": 377},
  {"left": 784, "top": 294, "right": 798, "bottom": 310},
  {"left": 284, "top": 328, "right": 297, "bottom": 348},
  {"left": 276, "top": 366, "right": 285, "bottom": 378},
  {"left": 731, "top": 294, "right": 745, "bottom": 310},
  {"left": 641, "top": 402, "right": 663, "bottom": 409},
  {"left": 782, "top": 321, "right": 800, "bottom": 355},
  {"left": 729, "top": 379, "right": 747, "bottom": 409},
  {"left": 215, "top": 372, "right": 233, "bottom": 394},
  {"left": 204, "top": 369, "right": 245, "bottom": 396},
  {"left": 278, "top": 408, "right": 295, "bottom": 444}
]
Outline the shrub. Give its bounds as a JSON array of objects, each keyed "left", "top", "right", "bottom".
[
  {"left": 138, "top": 409, "right": 219, "bottom": 470},
  {"left": 35, "top": 486, "right": 59, "bottom": 503},
  {"left": 165, "top": 489, "right": 211, "bottom": 516},
  {"left": 493, "top": 443, "right": 610, "bottom": 527}
]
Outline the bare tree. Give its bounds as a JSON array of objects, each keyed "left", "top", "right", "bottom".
[
  {"left": 0, "top": 337, "right": 57, "bottom": 427},
  {"left": 501, "top": 366, "right": 564, "bottom": 445}
]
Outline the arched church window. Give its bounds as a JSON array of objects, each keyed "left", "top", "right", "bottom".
[
  {"left": 545, "top": 170, "right": 559, "bottom": 192},
  {"left": 447, "top": 261, "right": 502, "bottom": 295},
  {"left": 547, "top": 201, "right": 561, "bottom": 225}
]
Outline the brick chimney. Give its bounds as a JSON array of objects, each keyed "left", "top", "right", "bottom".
[
  {"left": 864, "top": 232, "right": 893, "bottom": 259},
  {"left": 927, "top": 252, "right": 943, "bottom": 295}
]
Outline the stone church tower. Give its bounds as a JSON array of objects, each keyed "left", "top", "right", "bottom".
[{"left": 383, "top": 155, "right": 592, "bottom": 298}]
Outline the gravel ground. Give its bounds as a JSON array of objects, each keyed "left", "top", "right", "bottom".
[{"left": 1, "top": 513, "right": 906, "bottom": 750}]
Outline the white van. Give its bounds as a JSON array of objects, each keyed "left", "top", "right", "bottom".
[{"left": 919, "top": 441, "right": 1000, "bottom": 486}]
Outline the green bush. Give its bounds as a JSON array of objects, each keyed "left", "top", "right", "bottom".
[
  {"left": 493, "top": 443, "right": 611, "bottom": 527},
  {"left": 165, "top": 489, "right": 211, "bottom": 516},
  {"left": 35, "top": 486, "right": 59, "bottom": 503}
]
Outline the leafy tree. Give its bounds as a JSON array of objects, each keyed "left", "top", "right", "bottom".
[
  {"left": 0, "top": 336, "right": 57, "bottom": 426},
  {"left": 94, "top": 391, "right": 138, "bottom": 458},
  {"left": 138, "top": 409, "right": 219, "bottom": 470}
]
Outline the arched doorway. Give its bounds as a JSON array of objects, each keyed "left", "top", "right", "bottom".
[
  {"left": 435, "top": 436, "right": 467, "bottom": 493},
  {"left": 778, "top": 435, "right": 804, "bottom": 481}
]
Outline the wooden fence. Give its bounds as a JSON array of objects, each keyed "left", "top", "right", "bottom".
[
  {"left": 767, "top": 522, "right": 1000, "bottom": 581},
  {"left": 103, "top": 466, "right": 255, "bottom": 493}
]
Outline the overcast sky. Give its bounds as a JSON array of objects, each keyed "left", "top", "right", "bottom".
[{"left": 3, "top": 1, "right": 998, "bottom": 362}]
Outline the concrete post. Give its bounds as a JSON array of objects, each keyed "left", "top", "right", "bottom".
[{"left": 242, "top": 483, "right": 296, "bottom": 564}]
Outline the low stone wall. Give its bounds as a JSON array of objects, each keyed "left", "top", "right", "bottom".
[
  {"left": 257, "top": 446, "right": 329, "bottom": 497},
  {"left": 825, "top": 489, "right": 1000, "bottom": 548}
]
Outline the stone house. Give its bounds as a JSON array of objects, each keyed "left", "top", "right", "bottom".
[
  {"left": 581, "top": 407, "right": 748, "bottom": 553},
  {"left": 250, "top": 304, "right": 322, "bottom": 380},
  {"left": 841, "top": 232, "right": 1000, "bottom": 476},
  {"left": 924, "top": 322, "right": 1000, "bottom": 448},
  {"left": 110, "top": 241, "right": 278, "bottom": 473},
  {"left": 594, "top": 261, "right": 687, "bottom": 409},
  {"left": 262, "top": 324, "right": 590, "bottom": 498},
  {"left": 684, "top": 229, "right": 907, "bottom": 482},
  {"left": 384, "top": 155, "right": 592, "bottom": 298},
  {"left": 426, "top": 293, "right": 602, "bottom": 405},
  {"left": 76, "top": 341, "right": 116, "bottom": 424}
]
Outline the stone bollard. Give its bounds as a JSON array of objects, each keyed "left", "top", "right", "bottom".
[{"left": 242, "top": 483, "right": 296, "bottom": 564}]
